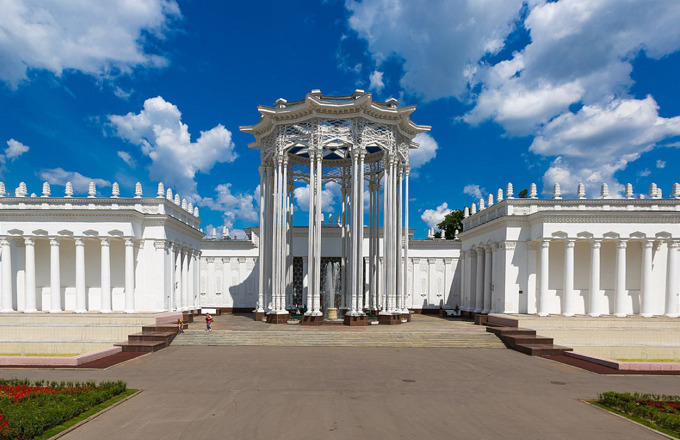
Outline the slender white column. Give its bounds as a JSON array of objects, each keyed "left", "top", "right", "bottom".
[
  {"left": 666, "top": 240, "right": 679, "bottom": 317},
  {"left": 474, "top": 247, "right": 484, "bottom": 312},
  {"left": 257, "top": 166, "right": 265, "bottom": 313},
  {"left": 390, "top": 159, "right": 397, "bottom": 312},
  {"left": 306, "top": 152, "right": 316, "bottom": 314},
  {"left": 368, "top": 183, "right": 375, "bottom": 310},
  {"left": 274, "top": 157, "right": 282, "bottom": 312},
  {"left": 279, "top": 157, "right": 289, "bottom": 312},
  {"left": 357, "top": 150, "right": 365, "bottom": 313},
  {"left": 588, "top": 240, "right": 602, "bottom": 317},
  {"left": 23, "top": 237, "right": 37, "bottom": 313},
  {"left": 100, "top": 237, "right": 111, "bottom": 313},
  {"left": 459, "top": 250, "right": 466, "bottom": 310},
  {"left": 75, "top": 237, "right": 86, "bottom": 313},
  {"left": 50, "top": 237, "right": 62, "bottom": 313},
  {"left": 614, "top": 240, "right": 627, "bottom": 317},
  {"left": 314, "top": 151, "right": 322, "bottom": 314},
  {"left": 563, "top": 239, "right": 575, "bottom": 316},
  {"left": 640, "top": 239, "right": 654, "bottom": 317},
  {"left": 0, "top": 238, "right": 12, "bottom": 312},
  {"left": 483, "top": 245, "right": 492, "bottom": 313},
  {"left": 396, "top": 166, "right": 403, "bottom": 312},
  {"left": 537, "top": 239, "right": 550, "bottom": 316},
  {"left": 181, "top": 248, "right": 189, "bottom": 310},
  {"left": 350, "top": 150, "right": 359, "bottom": 314},
  {"left": 124, "top": 238, "right": 135, "bottom": 313},
  {"left": 302, "top": 256, "right": 308, "bottom": 308},
  {"left": 189, "top": 250, "right": 196, "bottom": 308},
  {"left": 174, "top": 245, "right": 182, "bottom": 310},
  {"left": 403, "top": 167, "right": 410, "bottom": 312},
  {"left": 382, "top": 157, "right": 389, "bottom": 312}
]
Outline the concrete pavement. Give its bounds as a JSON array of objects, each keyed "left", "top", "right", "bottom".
[{"left": 1, "top": 345, "right": 678, "bottom": 439}]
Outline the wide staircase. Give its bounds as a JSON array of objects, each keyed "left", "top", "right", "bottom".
[
  {"left": 172, "top": 328, "right": 505, "bottom": 348},
  {"left": 115, "top": 310, "right": 196, "bottom": 353}
]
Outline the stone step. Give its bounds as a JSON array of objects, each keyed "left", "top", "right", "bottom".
[
  {"left": 128, "top": 331, "right": 176, "bottom": 345},
  {"left": 503, "top": 335, "right": 553, "bottom": 346},
  {"left": 486, "top": 327, "right": 536, "bottom": 337},
  {"left": 114, "top": 340, "right": 166, "bottom": 353},
  {"left": 513, "top": 344, "right": 573, "bottom": 356},
  {"left": 172, "top": 330, "right": 505, "bottom": 348}
]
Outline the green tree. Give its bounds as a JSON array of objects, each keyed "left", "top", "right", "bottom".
[
  {"left": 518, "top": 189, "right": 528, "bottom": 198},
  {"left": 437, "top": 209, "right": 464, "bottom": 239}
]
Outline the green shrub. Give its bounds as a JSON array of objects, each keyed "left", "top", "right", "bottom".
[{"left": 597, "top": 391, "right": 680, "bottom": 436}]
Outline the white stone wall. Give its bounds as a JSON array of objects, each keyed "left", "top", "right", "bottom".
[{"left": 198, "top": 226, "right": 461, "bottom": 310}]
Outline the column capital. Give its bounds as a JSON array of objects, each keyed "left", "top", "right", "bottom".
[
  {"left": 154, "top": 239, "right": 168, "bottom": 250},
  {"left": 616, "top": 239, "right": 628, "bottom": 249},
  {"left": 564, "top": 238, "right": 575, "bottom": 248},
  {"left": 476, "top": 247, "right": 485, "bottom": 255},
  {"left": 49, "top": 237, "right": 61, "bottom": 246},
  {"left": 74, "top": 237, "right": 85, "bottom": 247},
  {"left": 24, "top": 236, "right": 35, "bottom": 246},
  {"left": 539, "top": 238, "right": 551, "bottom": 248},
  {"left": 403, "top": 165, "right": 411, "bottom": 176},
  {"left": 99, "top": 237, "right": 110, "bottom": 246},
  {"left": 591, "top": 239, "right": 602, "bottom": 249},
  {"left": 124, "top": 237, "right": 135, "bottom": 247},
  {"left": 667, "top": 239, "right": 680, "bottom": 249},
  {"left": 641, "top": 238, "right": 654, "bottom": 248},
  {"left": 0, "top": 237, "right": 10, "bottom": 246}
]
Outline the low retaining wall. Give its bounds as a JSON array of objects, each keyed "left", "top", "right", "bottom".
[
  {"left": 565, "top": 351, "right": 680, "bottom": 371},
  {"left": 0, "top": 346, "right": 122, "bottom": 367}
]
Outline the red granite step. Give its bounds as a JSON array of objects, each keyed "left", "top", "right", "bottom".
[
  {"left": 115, "top": 340, "right": 166, "bottom": 353},
  {"left": 128, "top": 331, "right": 176, "bottom": 345},
  {"left": 486, "top": 327, "right": 536, "bottom": 337},
  {"left": 514, "top": 344, "right": 573, "bottom": 356},
  {"left": 503, "top": 335, "right": 554, "bottom": 346}
]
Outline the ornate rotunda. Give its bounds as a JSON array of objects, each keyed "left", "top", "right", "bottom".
[{"left": 240, "top": 90, "right": 430, "bottom": 324}]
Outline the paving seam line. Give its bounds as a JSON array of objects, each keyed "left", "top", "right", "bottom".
[
  {"left": 48, "top": 390, "right": 142, "bottom": 440},
  {"left": 580, "top": 399, "right": 677, "bottom": 440}
]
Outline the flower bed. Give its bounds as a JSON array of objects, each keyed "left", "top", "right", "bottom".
[
  {"left": 596, "top": 391, "right": 680, "bottom": 438},
  {"left": 0, "top": 378, "right": 127, "bottom": 440}
]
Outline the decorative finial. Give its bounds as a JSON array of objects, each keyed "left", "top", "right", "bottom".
[
  {"left": 0, "top": 182, "right": 5, "bottom": 197},
  {"left": 487, "top": 194, "right": 493, "bottom": 207},
  {"left": 88, "top": 181, "right": 96, "bottom": 198},
  {"left": 656, "top": 187, "right": 663, "bottom": 199},
  {"left": 463, "top": 206, "right": 469, "bottom": 218},
  {"left": 673, "top": 183, "right": 680, "bottom": 199},
  {"left": 157, "top": 182, "right": 165, "bottom": 198},
  {"left": 193, "top": 206, "right": 199, "bottom": 217},
  {"left": 174, "top": 194, "right": 180, "bottom": 205},
  {"left": 600, "top": 183, "right": 609, "bottom": 199},
  {"left": 577, "top": 183, "right": 586, "bottom": 199},
  {"left": 506, "top": 183, "right": 514, "bottom": 199},
  {"left": 479, "top": 198, "right": 485, "bottom": 210},
  {"left": 111, "top": 182, "right": 120, "bottom": 198},
  {"left": 625, "top": 183, "right": 633, "bottom": 199},
  {"left": 187, "top": 202, "right": 193, "bottom": 213},
  {"left": 496, "top": 188, "right": 503, "bottom": 202},
  {"left": 471, "top": 203, "right": 477, "bottom": 215},
  {"left": 181, "top": 198, "right": 187, "bottom": 210},
  {"left": 223, "top": 226, "right": 229, "bottom": 238},
  {"left": 166, "top": 188, "right": 173, "bottom": 200},
  {"left": 18, "top": 182, "right": 27, "bottom": 197},
  {"left": 42, "top": 182, "right": 51, "bottom": 197},
  {"left": 552, "top": 183, "right": 561, "bottom": 199},
  {"left": 135, "top": 182, "right": 143, "bottom": 198},
  {"left": 427, "top": 228, "right": 434, "bottom": 239},
  {"left": 211, "top": 228, "right": 217, "bottom": 238},
  {"left": 65, "top": 182, "right": 74, "bottom": 197},
  {"left": 649, "top": 183, "right": 657, "bottom": 198},
  {"left": 530, "top": 183, "right": 538, "bottom": 199}
]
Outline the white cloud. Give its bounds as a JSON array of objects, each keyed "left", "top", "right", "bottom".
[
  {"left": 346, "top": 0, "right": 525, "bottom": 100},
  {"left": 409, "top": 132, "right": 438, "bottom": 170},
  {"left": 369, "top": 70, "right": 384, "bottom": 92},
  {"left": 533, "top": 97, "right": 680, "bottom": 196},
  {"left": 113, "top": 86, "right": 133, "bottom": 100},
  {"left": 421, "top": 202, "right": 452, "bottom": 230},
  {"left": 117, "top": 151, "right": 136, "bottom": 168},
  {"left": 656, "top": 160, "right": 666, "bottom": 169},
  {"left": 4, "top": 138, "right": 29, "bottom": 160},
  {"left": 293, "top": 181, "right": 340, "bottom": 213},
  {"left": 463, "top": 184, "right": 484, "bottom": 199},
  {"left": 39, "top": 168, "right": 111, "bottom": 194},
  {"left": 108, "top": 96, "right": 237, "bottom": 202},
  {"left": 639, "top": 169, "right": 651, "bottom": 177},
  {"left": 200, "top": 183, "right": 258, "bottom": 229},
  {"left": 0, "top": 0, "right": 180, "bottom": 88}
]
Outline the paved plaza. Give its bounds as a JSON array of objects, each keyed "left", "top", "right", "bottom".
[{"left": 1, "top": 334, "right": 678, "bottom": 439}]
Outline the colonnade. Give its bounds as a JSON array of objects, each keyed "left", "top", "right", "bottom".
[
  {"left": 461, "top": 238, "right": 679, "bottom": 318},
  {"left": 0, "top": 235, "right": 136, "bottom": 313},
  {"left": 168, "top": 241, "right": 200, "bottom": 311}
]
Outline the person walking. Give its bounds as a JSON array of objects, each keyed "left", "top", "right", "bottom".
[
  {"left": 177, "top": 318, "right": 184, "bottom": 335},
  {"left": 205, "top": 313, "right": 213, "bottom": 332}
]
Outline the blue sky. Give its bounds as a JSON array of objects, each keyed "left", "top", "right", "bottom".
[{"left": 1, "top": 0, "right": 680, "bottom": 238}]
